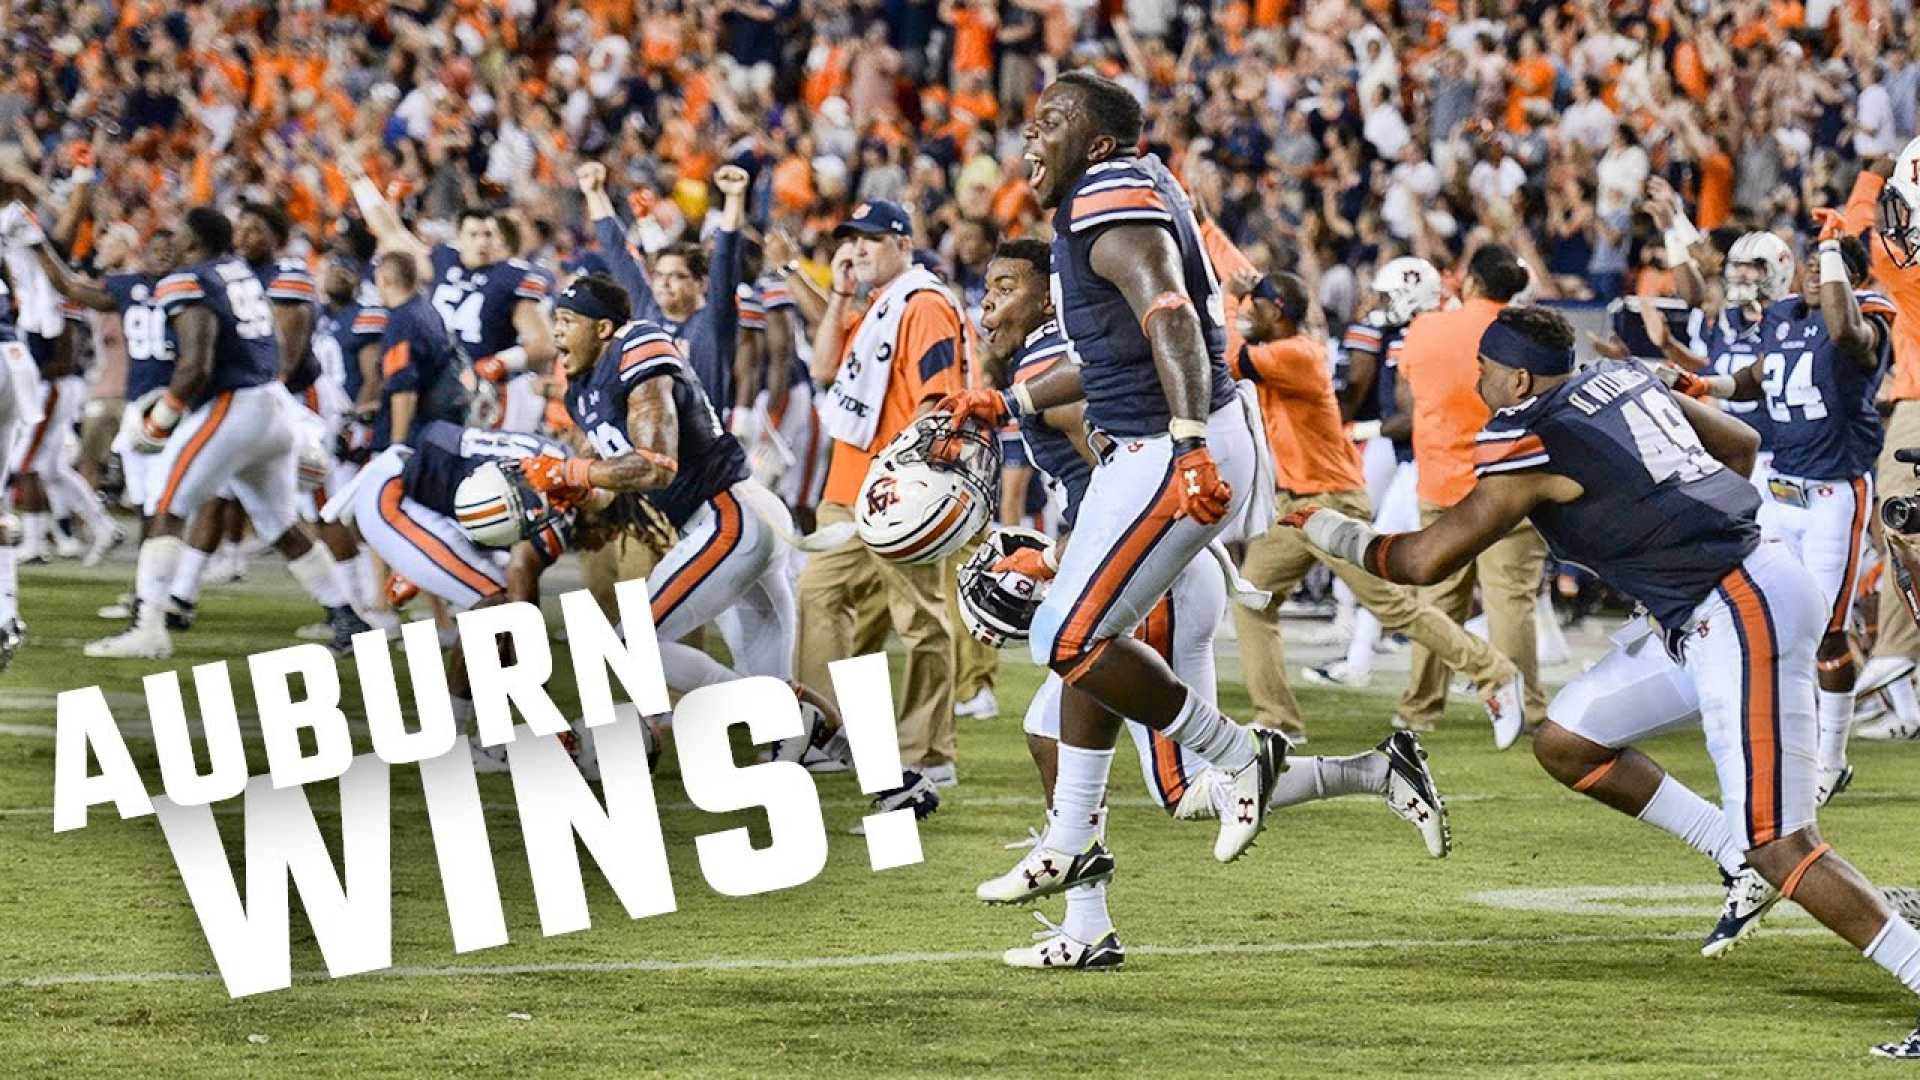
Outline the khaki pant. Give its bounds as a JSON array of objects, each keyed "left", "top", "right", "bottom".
[
  {"left": 1402, "top": 500, "right": 1548, "bottom": 725},
  {"left": 1874, "top": 400, "right": 1920, "bottom": 660},
  {"left": 796, "top": 502, "right": 958, "bottom": 767},
  {"left": 582, "top": 532, "right": 664, "bottom": 622},
  {"left": 1232, "top": 489, "right": 1521, "bottom": 736},
  {"left": 949, "top": 535, "right": 999, "bottom": 700}
]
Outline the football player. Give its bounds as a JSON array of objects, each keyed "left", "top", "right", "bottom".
[
  {"left": 971, "top": 240, "right": 1449, "bottom": 970},
  {"left": 1667, "top": 229, "right": 1893, "bottom": 804},
  {"left": 316, "top": 238, "right": 388, "bottom": 608},
  {"left": 0, "top": 300, "right": 35, "bottom": 668},
  {"left": 1289, "top": 305, "right": 1920, "bottom": 1060},
  {"left": 943, "top": 72, "right": 1288, "bottom": 900},
  {"left": 83, "top": 208, "right": 369, "bottom": 659}
]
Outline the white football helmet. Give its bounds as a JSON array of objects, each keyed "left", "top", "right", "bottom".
[
  {"left": 453, "top": 460, "right": 568, "bottom": 549},
  {"left": 854, "top": 412, "right": 1000, "bottom": 564},
  {"left": 1371, "top": 257, "right": 1443, "bottom": 326},
  {"left": 956, "top": 526, "right": 1055, "bottom": 648},
  {"left": 1884, "top": 136, "right": 1920, "bottom": 268},
  {"left": 1723, "top": 231, "right": 1795, "bottom": 305}
]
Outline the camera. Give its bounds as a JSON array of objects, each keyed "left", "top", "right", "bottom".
[{"left": 1885, "top": 495, "right": 1920, "bottom": 535}]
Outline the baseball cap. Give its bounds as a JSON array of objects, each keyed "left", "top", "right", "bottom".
[{"left": 834, "top": 200, "right": 912, "bottom": 239}]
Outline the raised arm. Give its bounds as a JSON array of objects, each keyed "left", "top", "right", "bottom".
[
  {"left": 706, "top": 166, "right": 750, "bottom": 395},
  {"left": 810, "top": 242, "right": 859, "bottom": 386},
  {"left": 343, "top": 154, "right": 432, "bottom": 281},
  {"left": 28, "top": 242, "right": 115, "bottom": 312},
  {"left": 577, "top": 161, "right": 664, "bottom": 323},
  {"left": 1810, "top": 212, "right": 1884, "bottom": 372}
]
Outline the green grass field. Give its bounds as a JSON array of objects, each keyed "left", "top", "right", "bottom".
[{"left": 2, "top": 563, "right": 1919, "bottom": 1078}]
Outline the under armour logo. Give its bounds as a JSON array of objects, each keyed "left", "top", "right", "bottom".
[
  {"left": 1401, "top": 798, "right": 1429, "bottom": 822},
  {"left": 1183, "top": 467, "right": 1202, "bottom": 496},
  {"left": 1237, "top": 797, "right": 1255, "bottom": 825}
]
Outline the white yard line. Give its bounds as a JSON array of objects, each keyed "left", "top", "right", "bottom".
[{"left": 0, "top": 927, "right": 1831, "bottom": 989}]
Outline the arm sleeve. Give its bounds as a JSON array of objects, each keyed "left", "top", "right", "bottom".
[
  {"left": 707, "top": 228, "right": 741, "bottom": 381},
  {"left": 593, "top": 214, "right": 663, "bottom": 324}
]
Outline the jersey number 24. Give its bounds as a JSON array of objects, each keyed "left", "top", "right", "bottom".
[{"left": 1760, "top": 350, "right": 1828, "bottom": 422}]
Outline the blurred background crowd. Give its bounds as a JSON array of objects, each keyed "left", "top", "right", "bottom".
[{"left": 4, "top": 0, "right": 1917, "bottom": 322}]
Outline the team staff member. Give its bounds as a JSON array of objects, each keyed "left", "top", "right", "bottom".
[
  {"left": 800, "top": 199, "right": 969, "bottom": 784},
  {"left": 1221, "top": 266, "right": 1528, "bottom": 748},
  {"left": 1397, "top": 244, "right": 1547, "bottom": 732}
]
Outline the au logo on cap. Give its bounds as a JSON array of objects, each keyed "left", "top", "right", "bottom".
[{"left": 854, "top": 203, "right": 872, "bottom": 219}]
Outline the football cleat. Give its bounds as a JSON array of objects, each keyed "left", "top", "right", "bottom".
[
  {"left": 165, "top": 596, "right": 197, "bottom": 631},
  {"left": 1701, "top": 865, "right": 1781, "bottom": 958},
  {"left": 469, "top": 734, "right": 511, "bottom": 774},
  {"left": 976, "top": 840, "right": 1114, "bottom": 905},
  {"left": 52, "top": 530, "right": 86, "bottom": 560},
  {"left": 1172, "top": 767, "right": 1223, "bottom": 821},
  {"left": 1002, "top": 913, "right": 1125, "bottom": 971},
  {"left": 81, "top": 523, "right": 126, "bottom": 567},
  {"left": 1213, "top": 728, "right": 1290, "bottom": 863},
  {"left": 1378, "top": 731, "right": 1450, "bottom": 858},
  {"left": 1871, "top": 1017, "right": 1920, "bottom": 1059},
  {"left": 850, "top": 770, "right": 940, "bottom": 835},
  {"left": 1815, "top": 763, "right": 1854, "bottom": 807},
  {"left": 923, "top": 763, "right": 957, "bottom": 788},
  {"left": 295, "top": 622, "right": 334, "bottom": 642},
  {"left": 1003, "top": 825, "right": 1044, "bottom": 850},
  {"left": 1484, "top": 671, "right": 1525, "bottom": 750},
  {"left": 1856, "top": 713, "right": 1920, "bottom": 742},
  {"left": 326, "top": 605, "right": 373, "bottom": 657},
  {"left": 84, "top": 620, "right": 172, "bottom": 659},
  {"left": 1301, "top": 661, "right": 1372, "bottom": 689},
  {"left": 0, "top": 616, "right": 23, "bottom": 673}
]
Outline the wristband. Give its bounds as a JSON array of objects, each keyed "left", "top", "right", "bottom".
[
  {"left": 1663, "top": 233, "right": 1695, "bottom": 270},
  {"left": 1041, "top": 545, "right": 1060, "bottom": 573},
  {"left": 561, "top": 457, "right": 594, "bottom": 490},
  {"left": 1349, "top": 419, "right": 1383, "bottom": 442},
  {"left": 491, "top": 345, "right": 530, "bottom": 374},
  {"left": 1300, "top": 507, "right": 1378, "bottom": 566},
  {"left": 1169, "top": 418, "right": 1208, "bottom": 442},
  {"left": 150, "top": 391, "right": 183, "bottom": 430},
  {"left": 1819, "top": 241, "right": 1848, "bottom": 286},
  {"left": 1008, "top": 382, "right": 1036, "bottom": 416}
]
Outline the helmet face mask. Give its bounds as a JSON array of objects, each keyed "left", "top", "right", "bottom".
[
  {"left": 854, "top": 412, "right": 1002, "bottom": 564},
  {"left": 1881, "top": 182, "right": 1920, "bottom": 270},
  {"left": 956, "top": 526, "right": 1054, "bottom": 647},
  {"left": 1723, "top": 232, "right": 1793, "bottom": 305}
]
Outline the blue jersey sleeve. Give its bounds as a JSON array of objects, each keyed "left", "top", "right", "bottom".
[{"left": 592, "top": 214, "right": 663, "bottom": 324}]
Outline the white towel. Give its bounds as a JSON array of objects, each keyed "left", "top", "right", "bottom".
[
  {"left": 1218, "top": 380, "right": 1278, "bottom": 545},
  {"left": 820, "top": 266, "right": 953, "bottom": 451}
]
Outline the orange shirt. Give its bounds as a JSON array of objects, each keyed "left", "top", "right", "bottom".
[
  {"left": 1228, "top": 332, "right": 1365, "bottom": 496},
  {"left": 1696, "top": 152, "right": 1734, "bottom": 229},
  {"left": 949, "top": 6, "right": 995, "bottom": 75},
  {"left": 1401, "top": 297, "right": 1504, "bottom": 506},
  {"left": 1504, "top": 56, "right": 1555, "bottom": 132},
  {"left": 1842, "top": 171, "right": 1920, "bottom": 401},
  {"left": 822, "top": 292, "right": 968, "bottom": 506}
]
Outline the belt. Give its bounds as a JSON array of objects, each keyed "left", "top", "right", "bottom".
[
  {"left": 1766, "top": 474, "right": 1811, "bottom": 509},
  {"left": 1086, "top": 426, "right": 1118, "bottom": 465}
]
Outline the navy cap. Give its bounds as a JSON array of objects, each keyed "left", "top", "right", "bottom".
[{"left": 835, "top": 200, "right": 912, "bottom": 239}]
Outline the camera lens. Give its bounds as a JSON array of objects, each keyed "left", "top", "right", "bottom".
[{"left": 1885, "top": 496, "right": 1920, "bottom": 535}]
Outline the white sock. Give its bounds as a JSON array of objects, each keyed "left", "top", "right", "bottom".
[
  {"left": 287, "top": 545, "right": 351, "bottom": 608},
  {"left": 1333, "top": 579, "right": 1356, "bottom": 628},
  {"left": 347, "top": 552, "right": 378, "bottom": 610},
  {"left": 1818, "top": 689, "right": 1854, "bottom": 770},
  {"left": 1267, "top": 752, "right": 1390, "bottom": 809},
  {"left": 1887, "top": 672, "right": 1920, "bottom": 728},
  {"left": 133, "top": 535, "right": 184, "bottom": 618},
  {"left": 1636, "top": 774, "right": 1743, "bottom": 876},
  {"left": 0, "top": 546, "right": 15, "bottom": 622},
  {"left": 451, "top": 694, "right": 477, "bottom": 736},
  {"left": 660, "top": 640, "right": 742, "bottom": 693},
  {"left": 1866, "top": 915, "right": 1920, "bottom": 994},
  {"left": 1343, "top": 609, "right": 1382, "bottom": 678},
  {"left": 1062, "top": 881, "right": 1112, "bottom": 942},
  {"left": 170, "top": 545, "right": 211, "bottom": 604},
  {"left": 1161, "top": 688, "right": 1255, "bottom": 773},
  {"left": 1045, "top": 745, "right": 1113, "bottom": 853},
  {"left": 21, "top": 512, "right": 47, "bottom": 550}
]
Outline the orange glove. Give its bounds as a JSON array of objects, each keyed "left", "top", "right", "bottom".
[
  {"left": 473, "top": 356, "right": 509, "bottom": 383},
  {"left": 521, "top": 455, "right": 594, "bottom": 508},
  {"left": 1172, "top": 442, "right": 1231, "bottom": 524},
  {"left": 1812, "top": 207, "right": 1847, "bottom": 244},
  {"left": 992, "top": 544, "right": 1056, "bottom": 580},
  {"left": 385, "top": 572, "right": 420, "bottom": 607},
  {"left": 1278, "top": 506, "right": 1322, "bottom": 530},
  {"left": 1654, "top": 365, "right": 1712, "bottom": 400},
  {"left": 936, "top": 388, "right": 1015, "bottom": 429}
]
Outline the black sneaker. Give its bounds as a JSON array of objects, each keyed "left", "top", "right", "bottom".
[
  {"left": 1872, "top": 1016, "right": 1920, "bottom": 1059},
  {"left": 165, "top": 596, "right": 197, "bottom": 631},
  {"left": 1701, "top": 864, "right": 1780, "bottom": 958},
  {"left": 848, "top": 769, "right": 941, "bottom": 837},
  {"left": 327, "top": 605, "right": 374, "bottom": 656}
]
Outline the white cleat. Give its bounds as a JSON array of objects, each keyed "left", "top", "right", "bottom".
[
  {"left": 1300, "top": 660, "right": 1372, "bottom": 689},
  {"left": 1483, "top": 672, "right": 1525, "bottom": 750},
  {"left": 1856, "top": 714, "right": 1920, "bottom": 742},
  {"left": 564, "top": 721, "right": 600, "bottom": 782},
  {"left": 1213, "top": 728, "right": 1290, "bottom": 863},
  {"left": 294, "top": 622, "right": 334, "bottom": 642},
  {"left": 83, "top": 620, "right": 172, "bottom": 660},
  {"left": 1172, "top": 767, "right": 1223, "bottom": 821},
  {"left": 1701, "top": 864, "right": 1781, "bottom": 958},
  {"left": 469, "top": 736, "right": 511, "bottom": 774},
  {"left": 1855, "top": 656, "right": 1916, "bottom": 698},
  {"left": 81, "top": 524, "right": 125, "bottom": 567},
  {"left": 1814, "top": 763, "right": 1854, "bottom": 807},
  {"left": 976, "top": 841, "right": 1114, "bottom": 905},
  {"left": 1378, "top": 731, "right": 1451, "bottom": 858},
  {"left": 954, "top": 687, "right": 998, "bottom": 719},
  {"left": 52, "top": 533, "right": 86, "bottom": 560},
  {"left": 1002, "top": 913, "right": 1125, "bottom": 971}
]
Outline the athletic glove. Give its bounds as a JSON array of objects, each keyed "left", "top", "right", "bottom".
[
  {"left": 935, "top": 387, "right": 1017, "bottom": 429},
  {"left": 1171, "top": 440, "right": 1231, "bottom": 524},
  {"left": 1652, "top": 364, "right": 1729, "bottom": 400},
  {"left": 521, "top": 454, "right": 595, "bottom": 509},
  {"left": 1280, "top": 505, "right": 1377, "bottom": 567},
  {"left": 472, "top": 356, "right": 509, "bottom": 383},
  {"left": 992, "top": 544, "right": 1057, "bottom": 581},
  {"left": 385, "top": 572, "right": 420, "bottom": 607},
  {"left": 1811, "top": 207, "right": 1847, "bottom": 244}
]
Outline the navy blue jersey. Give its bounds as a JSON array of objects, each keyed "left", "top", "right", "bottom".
[
  {"left": 1754, "top": 292, "right": 1895, "bottom": 481},
  {"left": 1047, "top": 154, "right": 1236, "bottom": 438},
  {"left": 376, "top": 294, "right": 464, "bottom": 450},
  {"left": 319, "top": 293, "right": 387, "bottom": 406},
  {"left": 153, "top": 257, "right": 280, "bottom": 402},
  {"left": 1011, "top": 321, "right": 1092, "bottom": 529},
  {"left": 103, "top": 272, "right": 175, "bottom": 400},
  {"left": 1692, "top": 305, "right": 1771, "bottom": 448},
  {"left": 564, "top": 320, "right": 750, "bottom": 529},
  {"left": 254, "top": 256, "right": 321, "bottom": 390},
  {"left": 1474, "top": 361, "right": 1761, "bottom": 631},
  {"left": 428, "top": 244, "right": 547, "bottom": 362},
  {"left": 1337, "top": 318, "right": 1393, "bottom": 424},
  {"left": 403, "top": 421, "right": 571, "bottom": 564}
]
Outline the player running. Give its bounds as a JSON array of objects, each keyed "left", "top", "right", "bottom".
[
  {"left": 1665, "top": 230, "right": 1893, "bottom": 805},
  {"left": 942, "top": 72, "right": 1289, "bottom": 900},
  {"left": 1288, "top": 305, "right": 1920, "bottom": 1060}
]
